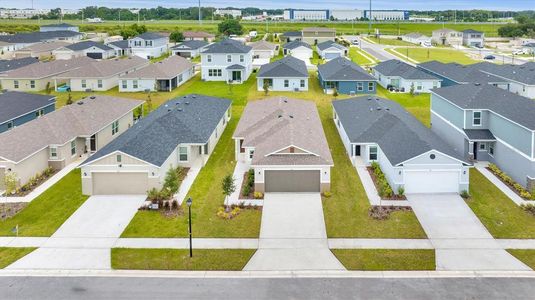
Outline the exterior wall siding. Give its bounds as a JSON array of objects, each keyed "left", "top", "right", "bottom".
[
  {"left": 0, "top": 103, "right": 55, "bottom": 133},
  {"left": 431, "top": 94, "right": 465, "bottom": 129},
  {"left": 256, "top": 77, "right": 308, "bottom": 91}
]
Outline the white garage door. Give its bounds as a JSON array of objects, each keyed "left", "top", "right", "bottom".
[
  {"left": 92, "top": 172, "right": 149, "bottom": 195},
  {"left": 404, "top": 170, "right": 460, "bottom": 194},
  {"left": 292, "top": 52, "right": 310, "bottom": 62}
]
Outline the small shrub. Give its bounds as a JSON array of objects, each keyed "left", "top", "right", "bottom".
[
  {"left": 521, "top": 204, "right": 535, "bottom": 216},
  {"left": 460, "top": 190, "right": 471, "bottom": 199},
  {"left": 171, "top": 200, "right": 179, "bottom": 210},
  {"left": 521, "top": 191, "right": 532, "bottom": 199},
  {"left": 216, "top": 206, "right": 241, "bottom": 219},
  {"left": 242, "top": 184, "right": 251, "bottom": 197},
  {"left": 254, "top": 191, "right": 263, "bottom": 199},
  {"left": 322, "top": 191, "right": 332, "bottom": 198},
  {"left": 397, "top": 186, "right": 405, "bottom": 196}
]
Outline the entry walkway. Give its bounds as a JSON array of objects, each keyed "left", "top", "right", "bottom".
[
  {"left": 408, "top": 194, "right": 530, "bottom": 271},
  {"left": 475, "top": 162, "right": 531, "bottom": 207},
  {"left": 244, "top": 193, "right": 344, "bottom": 271}
]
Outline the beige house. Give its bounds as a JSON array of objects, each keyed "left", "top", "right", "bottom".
[
  {"left": 14, "top": 41, "right": 71, "bottom": 59},
  {"left": 0, "top": 95, "right": 144, "bottom": 189},
  {"left": 302, "top": 27, "right": 336, "bottom": 45},
  {"left": 250, "top": 40, "right": 279, "bottom": 59},
  {"left": 233, "top": 97, "right": 333, "bottom": 193},
  {"left": 183, "top": 31, "right": 215, "bottom": 42},
  {"left": 80, "top": 94, "right": 231, "bottom": 195},
  {"left": 0, "top": 56, "right": 94, "bottom": 92},
  {"left": 432, "top": 29, "right": 463, "bottom": 46},
  {"left": 54, "top": 56, "right": 149, "bottom": 91}
]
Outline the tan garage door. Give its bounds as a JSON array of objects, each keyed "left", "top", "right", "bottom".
[
  {"left": 0, "top": 168, "right": 5, "bottom": 191},
  {"left": 265, "top": 170, "right": 320, "bottom": 193},
  {"left": 92, "top": 172, "right": 149, "bottom": 195}
]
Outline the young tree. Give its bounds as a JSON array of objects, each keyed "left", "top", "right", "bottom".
[
  {"left": 146, "top": 92, "right": 153, "bottom": 112},
  {"left": 332, "top": 87, "right": 339, "bottom": 99},
  {"left": 163, "top": 166, "right": 179, "bottom": 195},
  {"left": 66, "top": 93, "right": 73, "bottom": 105},
  {"left": 221, "top": 174, "right": 236, "bottom": 211},
  {"left": 218, "top": 19, "right": 243, "bottom": 36},
  {"left": 4, "top": 171, "right": 18, "bottom": 195},
  {"left": 409, "top": 83, "right": 415, "bottom": 96},
  {"left": 169, "top": 31, "right": 184, "bottom": 44},
  {"left": 45, "top": 82, "right": 52, "bottom": 94},
  {"left": 263, "top": 80, "right": 270, "bottom": 96}
]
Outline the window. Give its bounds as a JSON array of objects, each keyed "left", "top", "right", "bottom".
[
  {"left": 179, "top": 146, "right": 188, "bottom": 161},
  {"left": 369, "top": 146, "right": 378, "bottom": 161},
  {"left": 97, "top": 80, "right": 103, "bottom": 89},
  {"left": 300, "top": 80, "right": 305, "bottom": 88},
  {"left": 203, "top": 143, "right": 209, "bottom": 154},
  {"left": 14, "top": 80, "right": 19, "bottom": 89},
  {"left": 133, "top": 80, "right": 138, "bottom": 89},
  {"left": 178, "top": 74, "right": 183, "bottom": 82},
  {"left": 208, "top": 69, "right": 222, "bottom": 77},
  {"left": 207, "top": 55, "right": 212, "bottom": 62},
  {"left": 70, "top": 140, "right": 76, "bottom": 156},
  {"left": 472, "top": 111, "right": 482, "bottom": 126},
  {"left": 368, "top": 82, "right": 375, "bottom": 91},
  {"left": 122, "top": 80, "right": 127, "bottom": 89},
  {"left": 145, "top": 40, "right": 153, "bottom": 47},
  {"left": 479, "top": 143, "right": 486, "bottom": 150},
  {"left": 249, "top": 150, "right": 254, "bottom": 159},
  {"left": 35, "top": 109, "right": 44, "bottom": 118},
  {"left": 284, "top": 80, "right": 289, "bottom": 87},
  {"left": 116, "top": 155, "right": 122, "bottom": 163},
  {"left": 50, "top": 147, "right": 58, "bottom": 159},
  {"left": 227, "top": 55, "right": 232, "bottom": 63},
  {"left": 240, "top": 55, "right": 244, "bottom": 62},
  {"left": 134, "top": 40, "right": 142, "bottom": 47},
  {"left": 326, "top": 81, "right": 336, "bottom": 89},
  {"left": 416, "top": 82, "right": 422, "bottom": 90},
  {"left": 30, "top": 80, "right": 35, "bottom": 89},
  {"left": 433, "top": 81, "right": 438, "bottom": 89},
  {"left": 81, "top": 80, "right": 87, "bottom": 89},
  {"left": 357, "top": 82, "right": 364, "bottom": 91},
  {"left": 112, "top": 120, "right": 119, "bottom": 135},
  {"left": 6, "top": 121, "right": 13, "bottom": 130},
  {"left": 489, "top": 143, "right": 495, "bottom": 156}
]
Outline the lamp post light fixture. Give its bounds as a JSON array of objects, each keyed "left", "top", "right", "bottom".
[{"left": 186, "top": 197, "right": 193, "bottom": 258}]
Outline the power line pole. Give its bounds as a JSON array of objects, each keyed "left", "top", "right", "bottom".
[
  {"left": 198, "top": 0, "right": 202, "bottom": 25},
  {"left": 368, "top": 0, "right": 372, "bottom": 34}
]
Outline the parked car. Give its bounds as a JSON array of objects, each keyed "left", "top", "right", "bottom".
[
  {"left": 484, "top": 55, "right": 496, "bottom": 60},
  {"left": 352, "top": 39, "right": 359, "bottom": 45},
  {"left": 57, "top": 85, "right": 71, "bottom": 92},
  {"left": 512, "top": 50, "right": 525, "bottom": 55}
]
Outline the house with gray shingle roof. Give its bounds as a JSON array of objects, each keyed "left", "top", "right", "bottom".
[
  {"left": 462, "top": 29, "right": 484, "bottom": 47},
  {"left": 318, "top": 57, "right": 377, "bottom": 95},
  {"left": 250, "top": 40, "right": 279, "bottom": 59},
  {"left": 256, "top": 56, "right": 309, "bottom": 92},
  {"left": 80, "top": 94, "right": 231, "bottom": 195},
  {"left": 373, "top": 59, "right": 441, "bottom": 93},
  {"left": 14, "top": 41, "right": 70, "bottom": 59},
  {"left": 40, "top": 23, "right": 79, "bottom": 33},
  {"left": 106, "top": 40, "right": 132, "bottom": 57},
  {"left": 281, "top": 31, "right": 302, "bottom": 43},
  {"left": 0, "top": 91, "right": 55, "bottom": 133},
  {"left": 53, "top": 41, "right": 116, "bottom": 60},
  {"left": 0, "top": 57, "right": 38, "bottom": 74},
  {"left": 200, "top": 39, "right": 253, "bottom": 84},
  {"left": 282, "top": 40, "right": 313, "bottom": 63},
  {"left": 316, "top": 40, "right": 347, "bottom": 60},
  {"left": 0, "top": 95, "right": 143, "bottom": 189},
  {"left": 170, "top": 40, "right": 209, "bottom": 58},
  {"left": 333, "top": 96, "right": 470, "bottom": 194},
  {"left": 233, "top": 97, "right": 333, "bottom": 193},
  {"left": 474, "top": 61, "right": 535, "bottom": 99},
  {"left": 402, "top": 32, "right": 431, "bottom": 46},
  {"left": 128, "top": 32, "right": 169, "bottom": 59},
  {"left": 431, "top": 83, "right": 535, "bottom": 190}
]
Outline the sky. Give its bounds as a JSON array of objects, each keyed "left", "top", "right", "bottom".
[{"left": 1, "top": 0, "right": 533, "bottom": 11}]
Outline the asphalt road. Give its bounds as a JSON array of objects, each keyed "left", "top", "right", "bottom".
[{"left": 2, "top": 276, "right": 535, "bottom": 299}]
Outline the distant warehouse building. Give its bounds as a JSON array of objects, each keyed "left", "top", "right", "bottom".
[
  {"left": 365, "top": 10, "right": 409, "bottom": 21},
  {"left": 284, "top": 8, "right": 408, "bottom": 21},
  {"left": 284, "top": 9, "right": 330, "bottom": 21},
  {"left": 330, "top": 10, "right": 364, "bottom": 20}
]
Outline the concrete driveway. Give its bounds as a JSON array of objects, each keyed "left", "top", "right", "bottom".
[
  {"left": 7, "top": 195, "right": 146, "bottom": 270},
  {"left": 244, "top": 193, "right": 344, "bottom": 271},
  {"left": 409, "top": 194, "right": 530, "bottom": 271}
]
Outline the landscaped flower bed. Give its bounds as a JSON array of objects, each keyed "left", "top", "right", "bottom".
[
  {"left": 367, "top": 162, "right": 406, "bottom": 200},
  {"left": 140, "top": 166, "right": 190, "bottom": 218},
  {"left": 239, "top": 169, "right": 263, "bottom": 200},
  {"left": 487, "top": 164, "right": 534, "bottom": 200},
  {"left": 6, "top": 167, "right": 58, "bottom": 197},
  {"left": 0, "top": 202, "right": 28, "bottom": 221}
]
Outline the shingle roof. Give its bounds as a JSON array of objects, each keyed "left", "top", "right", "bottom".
[
  {"left": 64, "top": 41, "right": 113, "bottom": 51},
  {"left": 0, "top": 31, "right": 82, "bottom": 44},
  {"left": 233, "top": 97, "right": 333, "bottom": 166},
  {"left": 463, "top": 29, "right": 483, "bottom": 34},
  {"left": 120, "top": 55, "right": 193, "bottom": 79},
  {"left": 183, "top": 31, "right": 215, "bottom": 39},
  {"left": 282, "top": 40, "right": 311, "bottom": 50},
  {"left": 432, "top": 83, "right": 535, "bottom": 130},
  {"left": 0, "top": 95, "right": 143, "bottom": 163},
  {"left": 202, "top": 38, "right": 252, "bottom": 54},
  {"left": 56, "top": 56, "right": 149, "bottom": 79},
  {"left": 463, "top": 129, "right": 495, "bottom": 141},
  {"left": 316, "top": 40, "right": 347, "bottom": 52},
  {"left": 318, "top": 57, "right": 376, "bottom": 81},
  {"left": 404, "top": 32, "right": 428, "bottom": 39},
  {"left": 18, "top": 41, "right": 70, "bottom": 53},
  {"left": 107, "top": 40, "right": 130, "bottom": 49},
  {"left": 226, "top": 64, "right": 245, "bottom": 70},
  {"left": 0, "top": 57, "right": 38, "bottom": 74},
  {"left": 257, "top": 56, "right": 308, "bottom": 78},
  {"left": 250, "top": 40, "right": 277, "bottom": 51},
  {"left": 418, "top": 61, "right": 507, "bottom": 85},
  {"left": 170, "top": 40, "right": 208, "bottom": 50},
  {"left": 282, "top": 31, "right": 302, "bottom": 37},
  {"left": 0, "top": 91, "right": 55, "bottom": 124},
  {"left": 40, "top": 23, "right": 76, "bottom": 28},
  {"left": 374, "top": 59, "right": 439, "bottom": 80},
  {"left": 524, "top": 43, "right": 535, "bottom": 48},
  {"left": 303, "top": 27, "right": 336, "bottom": 33},
  {"left": 332, "top": 97, "right": 468, "bottom": 165},
  {"left": 133, "top": 32, "right": 166, "bottom": 40},
  {"left": 473, "top": 61, "right": 535, "bottom": 85},
  {"left": 82, "top": 94, "right": 231, "bottom": 167},
  {"left": 1, "top": 56, "right": 94, "bottom": 79}
]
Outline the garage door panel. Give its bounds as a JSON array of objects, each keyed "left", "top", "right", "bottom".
[
  {"left": 87, "top": 52, "right": 103, "bottom": 59},
  {"left": 404, "top": 170, "right": 459, "bottom": 194},
  {"left": 92, "top": 172, "right": 148, "bottom": 195},
  {"left": 265, "top": 170, "right": 320, "bottom": 193}
]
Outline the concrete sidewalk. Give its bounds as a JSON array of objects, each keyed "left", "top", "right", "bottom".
[{"left": 475, "top": 163, "right": 532, "bottom": 207}]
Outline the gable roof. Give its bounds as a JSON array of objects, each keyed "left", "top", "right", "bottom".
[
  {"left": 107, "top": 40, "right": 130, "bottom": 49},
  {"left": 0, "top": 31, "right": 82, "bottom": 44},
  {"left": 282, "top": 31, "right": 302, "bottom": 37},
  {"left": 257, "top": 56, "right": 308, "bottom": 78},
  {"left": 463, "top": 29, "right": 483, "bottom": 34},
  {"left": 170, "top": 40, "right": 208, "bottom": 50},
  {"left": 56, "top": 56, "right": 149, "bottom": 79},
  {"left": 0, "top": 57, "right": 38, "bottom": 74},
  {"left": 0, "top": 91, "right": 55, "bottom": 124},
  {"left": 374, "top": 59, "right": 439, "bottom": 80},
  {"left": 318, "top": 57, "right": 376, "bottom": 81},
  {"left": 332, "top": 97, "right": 468, "bottom": 165},
  {"left": 404, "top": 32, "right": 429, "bottom": 39},
  {"left": 431, "top": 83, "right": 535, "bottom": 130},
  {"left": 18, "top": 41, "right": 70, "bottom": 53},
  {"left": 64, "top": 41, "right": 113, "bottom": 51},
  {"left": 133, "top": 32, "right": 166, "bottom": 40},
  {"left": 183, "top": 31, "right": 215, "bottom": 39},
  {"left": 233, "top": 97, "right": 333, "bottom": 166},
  {"left": 0, "top": 95, "right": 143, "bottom": 163},
  {"left": 418, "top": 61, "right": 507, "bottom": 85},
  {"left": 82, "top": 94, "right": 231, "bottom": 167},
  {"left": 1, "top": 56, "right": 94, "bottom": 79},
  {"left": 202, "top": 38, "right": 252, "bottom": 54},
  {"left": 316, "top": 40, "right": 347, "bottom": 52},
  {"left": 120, "top": 55, "right": 193, "bottom": 79},
  {"left": 473, "top": 61, "right": 535, "bottom": 85},
  {"left": 282, "top": 40, "right": 311, "bottom": 50},
  {"left": 250, "top": 40, "right": 277, "bottom": 51}
]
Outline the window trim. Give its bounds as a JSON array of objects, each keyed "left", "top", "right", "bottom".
[
  {"left": 179, "top": 146, "right": 188, "bottom": 162},
  {"left": 369, "top": 146, "right": 378, "bottom": 161},
  {"left": 70, "top": 140, "right": 76, "bottom": 157},
  {"left": 50, "top": 147, "right": 58, "bottom": 159},
  {"left": 472, "top": 111, "right": 482, "bottom": 126},
  {"left": 112, "top": 120, "right": 119, "bottom": 135}
]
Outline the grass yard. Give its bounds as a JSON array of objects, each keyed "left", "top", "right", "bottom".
[
  {"left": 367, "top": 36, "right": 415, "bottom": 47},
  {"left": 386, "top": 47, "right": 479, "bottom": 65},
  {"left": 465, "top": 169, "right": 535, "bottom": 239},
  {"left": 111, "top": 248, "right": 255, "bottom": 271},
  {"left": 332, "top": 249, "right": 436, "bottom": 270},
  {"left": 310, "top": 46, "right": 325, "bottom": 65},
  {"left": 348, "top": 47, "right": 375, "bottom": 66},
  {"left": 0, "top": 248, "right": 36, "bottom": 268},
  {"left": 0, "top": 169, "right": 88, "bottom": 237},
  {"left": 376, "top": 86, "right": 431, "bottom": 127},
  {"left": 506, "top": 250, "right": 535, "bottom": 270}
]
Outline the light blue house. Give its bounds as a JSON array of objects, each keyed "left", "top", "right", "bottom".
[
  {"left": 318, "top": 57, "right": 376, "bottom": 95},
  {"left": 0, "top": 91, "right": 55, "bottom": 133},
  {"left": 431, "top": 83, "right": 535, "bottom": 190}
]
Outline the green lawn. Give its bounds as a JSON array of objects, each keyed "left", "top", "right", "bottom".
[
  {"left": 507, "top": 250, "right": 535, "bottom": 270},
  {"left": 332, "top": 249, "right": 436, "bottom": 270},
  {"left": 310, "top": 46, "right": 325, "bottom": 65},
  {"left": 367, "top": 36, "right": 415, "bottom": 47},
  {"left": 111, "top": 248, "right": 256, "bottom": 270},
  {"left": 0, "top": 169, "right": 88, "bottom": 236},
  {"left": 386, "top": 47, "right": 478, "bottom": 65},
  {"left": 0, "top": 248, "right": 36, "bottom": 268},
  {"left": 376, "top": 86, "right": 431, "bottom": 127},
  {"left": 348, "top": 47, "right": 375, "bottom": 66},
  {"left": 465, "top": 169, "right": 535, "bottom": 239}
]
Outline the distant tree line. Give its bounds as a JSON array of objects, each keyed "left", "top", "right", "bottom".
[
  {"left": 408, "top": 10, "right": 533, "bottom": 22},
  {"left": 498, "top": 13, "right": 535, "bottom": 38}
]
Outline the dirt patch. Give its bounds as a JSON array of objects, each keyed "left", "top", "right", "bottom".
[
  {"left": 369, "top": 206, "right": 412, "bottom": 220},
  {"left": 0, "top": 202, "right": 28, "bottom": 220}
]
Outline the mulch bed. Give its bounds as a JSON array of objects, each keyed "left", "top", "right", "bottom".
[
  {"left": 7, "top": 168, "right": 59, "bottom": 197},
  {"left": 369, "top": 206, "right": 412, "bottom": 220},
  {"left": 366, "top": 167, "right": 407, "bottom": 200},
  {"left": 486, "top": 167, "right": 532, "bottom": 200},
  {"left": 0, "top": 202, "right": 28, "bottom": 220},
  {"left": 238, "top": 172, "right": 263, "bottom": 200},
  {"left": 177, "top": 167, "right": 190, "bottom": 183}
]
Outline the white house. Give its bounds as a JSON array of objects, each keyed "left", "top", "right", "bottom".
[
  {"left": 170, "top": 40, "right": 209, "bottom": 58},
  {"left": 250, "top": 40, "right": 279, "bottom": 59},
  {"left": 53, "top": 41, "right": 116, "bottom": 60},
  {"left": 256, "top": 56, "right": 309, "bottom": 92},
  {"left": 129, "top": 32, "right": 169, "bottom": 59},
  {"left": 402, "top": 32, "right": 432, "bottom": 46},
  {"left": 106, "top": 40, "right": 132, "bottom": 57},
  {"left": 316, "top": 40, "right": 348, "bottom": 60},
  {"left": 282, "top": 40, "right": 313, "bottom": 63},
  {"left": 462, "top": 29, "right": 485, "bottom": 47},
  {"left": 200, "top": 39, "right": 253, "bottom": 84},
  {"left": 373, "top": 59, "right": 441, "bottom": 93}
]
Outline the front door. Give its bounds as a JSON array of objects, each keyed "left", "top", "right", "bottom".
[
  {"left": 354, "top": 145, "right": 361, "bottom": 156},
  {"left": 90, "top": 135, "right": 97, "bottom": 152},
  {"left": 473, "top": 142, "right": 478, "bottom": 160},
  {"left": 232, "top": 71, "right": 242, "bottom": 82}
]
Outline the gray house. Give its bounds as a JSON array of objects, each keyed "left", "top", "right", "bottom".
[
  {"left": 318, "top": 57, "right": 376, "bottom": 95},
  {"left": 256, "top": 56, "right": 309, "bottom": 91},
  {"left": 106, "top": 40, "right": 132, "bottom": 57},
  {"left": 0, "top": 92, "right": 55, "bottom": 133},
  {"left": 373, "top": 59, "right": 441, "bottom": 93},
  {"left": 462, "top": 29, "right": 484, "bottom": 47},
  {"left": 170, "top": 40, "right": 209, "bottom": 58},
  {"left": 334, "top": 96, "right": 470, "bottom": 194},
  {"left": 316, "top": 40, "right": 348, "bottom": 60},
  {"left": 418, "top": 61, "right": 508, "bottom": 88},
  {"left": 430, "top": 83, "right": 535, "bottom": 190},
  {"left": 53, "top": 41, "right": 115, "bottom": 60}
]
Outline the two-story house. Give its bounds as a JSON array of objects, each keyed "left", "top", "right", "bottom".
[
  {"left": 129, "top": 32, "right": 168, "bottom": 59},
  {"left": 431, "top": 83, "right": 535, "bottom": 190},
  {"left": 462, "top": 29, "right": 484, "bottom": 48},
  {"left": 302, "top": 27, "right": 336, "bottom": 45},
  {"left": 200, "top": 39, "right": 253, "bottom": 84},
  {"left": 431, "top": 29, "right": 463, "bottom": 46}
]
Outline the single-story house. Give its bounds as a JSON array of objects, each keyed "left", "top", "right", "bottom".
[
  {"left": 417, "top": 61, "right": 509, "bottom": 89},
  {"left": 53, "top": 41, "right": 116, "bottom": 60},
  {"left": 318, "top": 57, "right": 377, "bottom": 94},
  {"left": 0, "top": 31, "right": 83, "bottom": 52},
  {"left": 79, "top": 94, "right": 231, "bottom": 195},
  {"left": 333, "top": 96, "right": 471, "bottom": 194},
  {"left": 183, "top": 31, "right": 215, "bottom": 42},
  {"left": 0, "top": 91, "right": 56, "bottom": 133},
  {"left": 256, "top": 56, "right": 309, "bottom": 92},
  {"left": 13, "top": 41, "right": 70, "bottom": 59},
  {"left": 282, "top": 41, "right": 313, "bottom": 62},
  {"left": 373, "top": 59, "right": 441, "bottom": 93},
  {"left": 119, "top": 55, "right": 194, "bottom": 92},
  {"left": 316, "top": 40, "right": 348, "bottom": 60},
  {"left": 0, "top": 95, "right": 143, "bottom": 189},
  {"left": 0, "top": 57, "right": 38, "bottom": 75},
  {"left": 402, "top": 33, "right": 431, "bottom": 46},
  {"left": 170, "top": 40, "right": 209, "bottom": 58},
  {"left": 233, "top": 97, "right": 333, "bottom": 193},
  {"left": 282, "top": 31, "right": 303, "bottom": 43},
  {"left": 106, "top": 40, "right": 132, "bottom": 57},
  {"left": 40, "top": 23, "right": 79, "bottom": 33},
  {"left": 54, "top": 56, "right": 149, "bottom": 92},
  {"left": 250, "top": 40, "right": 279, "bottom": 59},
  {"left": 0, "top": 56, "right": 94, "bottom": 92}
]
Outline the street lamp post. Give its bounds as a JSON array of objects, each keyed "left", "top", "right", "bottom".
[{"left": 186, "top": 197, "right": 193, "bottom": 258}]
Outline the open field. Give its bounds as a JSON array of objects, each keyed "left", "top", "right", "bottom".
[
  {"left": 386, "top": 47, "right": 479, "bottom": 64},
  {"left": 332, "top": 249, "right": 436, "bottom": 270}
]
